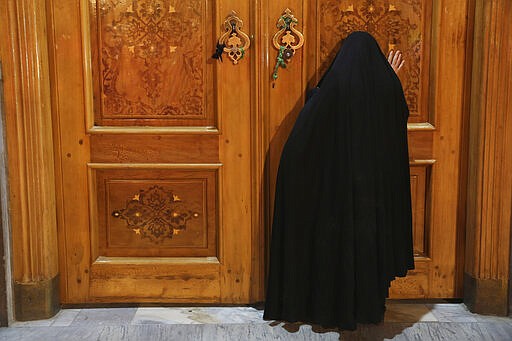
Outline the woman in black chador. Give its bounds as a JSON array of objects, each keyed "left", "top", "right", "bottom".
[{"left": 264, "top": 31, "right": 415, "bottom": 330}]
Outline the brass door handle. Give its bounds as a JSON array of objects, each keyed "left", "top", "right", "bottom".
[
  {"left": 212, "top": 11, "right": 251, "bottom": 65},
  {"left": 272, "top": 8, "right": 305, "bottom": 80}
]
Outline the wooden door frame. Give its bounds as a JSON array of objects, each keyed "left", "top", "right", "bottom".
[
  {"left": 0, "top": 0, "right": 510, "bottom": 321},
  {"left": 0, "top": 60, "right": 10, "bottom": 326},
  {"left": 463, "top": 0, "right": 512, "bottom": 316},
  {"left": 0, "top": 0, "right": 61, "bottom": 322}
]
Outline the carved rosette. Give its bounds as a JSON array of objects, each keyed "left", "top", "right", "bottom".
[
  {"left": 320, "top": 0, "right": 423, "bottom": 115},
  {"left": 112, "top": 186, "right": 200, "bottom": 244},
  {"left": 98, "top": 0, "right": 203, "bottom": 118}
]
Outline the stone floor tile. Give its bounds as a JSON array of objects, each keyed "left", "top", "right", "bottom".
[
  {"left": 50, "top": 309, "right": 81, "bottom": 327},
  {"left": 384, "top": 303, "right": 438, "bottom": 322},
  {"left": 71, "top": 308, "right": 137, "bottom": 326},
  {"left": 476, "top": 322, "right": 512, "bottom": 340},
  {"left": 425, "top": 303, "right": 479, "bottom": 322},
  {"left": 1, "top": 305, "right": 511, "bottom": 340},
  {"left": 132, "top": 307, "right": 265, "bottom": 325}
]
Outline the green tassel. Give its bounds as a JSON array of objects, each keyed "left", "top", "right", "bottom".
[{"left": 272, "top": 45, "right": 287, "bottom": 80}]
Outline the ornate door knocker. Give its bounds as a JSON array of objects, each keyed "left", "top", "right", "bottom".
[
  {"left": 212, "top": 11, "right": 251, "bottom": 65},
  {"left": 272, "top": 8, "right": 305, "bottom": 81}
]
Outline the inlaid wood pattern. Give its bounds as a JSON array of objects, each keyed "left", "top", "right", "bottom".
[
  {"left": 90, "top": 0, "right": 214, "bottom": 126},
  {"left": 111, "top": 185, "right": 201, "bottom": 243},
  {"left": 93, "top": 167, "right": 217, "bottom": 257},
  {"left": 319, "top": 0, "right": 431, "bottom": 121}
]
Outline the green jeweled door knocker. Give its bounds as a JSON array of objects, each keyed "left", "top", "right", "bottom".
[{"left": 272, "top": 8, "right": 305, "bottom": 81}]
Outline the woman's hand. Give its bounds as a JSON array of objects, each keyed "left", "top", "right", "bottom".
[{"left": 388, "top": 50, "right": 405, "bottom": 74}]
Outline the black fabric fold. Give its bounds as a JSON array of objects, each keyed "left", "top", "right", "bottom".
[{"left": 264, "top": 31, "right": 415, "bottom": 330}]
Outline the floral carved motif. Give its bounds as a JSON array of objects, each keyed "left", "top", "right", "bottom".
[
  {"left": 97, "top": 0, "right": 204, "bottom": 119},
  {"left": 112, "top": 185, "right": 200, "bottom": 243},
  {"left": 320, "top": 0, "right": 425, "bottom": 116}
]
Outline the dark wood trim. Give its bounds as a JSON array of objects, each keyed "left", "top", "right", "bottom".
[
  {"left": 14, "top": 275, "right": 60, "bottom": 321},
  {"left": 464, "top": 274, "right": 508, "bottom": 316}
]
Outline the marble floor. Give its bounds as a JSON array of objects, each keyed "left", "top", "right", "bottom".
[{"left": 0, "top": 302, "right": 511, "bottom": 340}]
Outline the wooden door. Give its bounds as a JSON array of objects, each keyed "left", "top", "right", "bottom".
[
  {"left": 49, "top": 0, "right": 256, "bottom": 303},
  {"left": 49, "top": 0, "right": 469, "bottom": 304},
  {"left": 265, "top": 0, "right": 469, "bottom": 299}
]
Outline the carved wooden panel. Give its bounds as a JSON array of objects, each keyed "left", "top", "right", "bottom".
[
  {"left": 319, "top": 0, "right": 432, "bottom": 122},
  {"left": 410, "top": 164, "right": 429, "bottom": 257},
  {"left": 93, "top": 167, "right": 217, "bottom": 257},
  {"left": 89, "top": 0, "right": 215, "bottom": 126}
]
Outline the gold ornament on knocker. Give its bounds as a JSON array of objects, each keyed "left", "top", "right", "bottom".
[
  {"left": 272, "top": 8, "right": 305, "bottom": 81},
  {"left": 212, "top": 11, "right": 251, "bottom": 65}
]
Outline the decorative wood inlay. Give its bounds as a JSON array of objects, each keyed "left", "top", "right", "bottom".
[
  {"left": 112, "top": 186, "right": 200, "bottom": 243},
  {"left": 93, "top": 0, "right": 206, "bottom": 122},
  {"left": 92, "top": 166, "right": 217, "bottom": 257},
  {"left": 319, "top": 0, "right": 430, "bottom": 119}
]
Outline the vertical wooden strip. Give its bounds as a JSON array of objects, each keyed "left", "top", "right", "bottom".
[
  {"left": 0, "top": 0, "right": 60, "bottom": 320},
  {"left": 429, "top": 0, "right": 470, "bottom": 297},
  {"left": 0, "top": 54, "right": 11, "bottom": 327},
  {"left": 218, "top": 0, "right": 253, "bottom": 303},
  {"left": 455, "top": 0, "right": 476, "bottom": 298},
  {"left": 46, "top": 0, "right": 91, "bottom": 303},
  {"left": 464, "top": 0, "right": 512, "bottom": 316},
  {"left": 267, "top": 0, "right": 307, "bottom": 235},
  {"left": 257, "top": 0, "right": 311, "bottom": 304},
  {"left": 250, "top": 0, "right": 266, "bottom": 302}
]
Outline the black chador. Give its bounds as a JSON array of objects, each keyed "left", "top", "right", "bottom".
[{"left": 264, "top": 31, "right": 415, "bottom": 330}]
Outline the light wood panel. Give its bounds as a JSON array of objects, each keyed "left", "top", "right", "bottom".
[
  {"left": 90, "top": 135, "right": 220, "bottom": 163},
  {"left": 47, "top": 0, "right": 92, "bottom": 304},
  {"left": 216, "top": 0, "right": 253, "bottom": 304},
  {"left": 428, "top": 0, "right": 471, "bottom": 298},
  {"left": 89, "top": 260, "right": 220, "bottom": 302}
]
